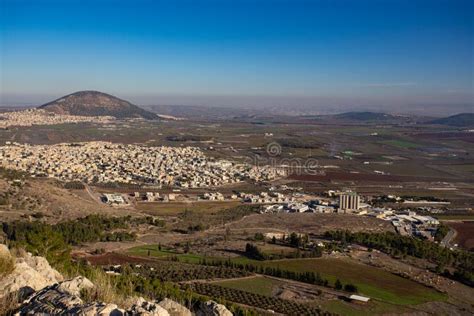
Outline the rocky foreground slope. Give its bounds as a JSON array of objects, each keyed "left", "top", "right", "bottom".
[{"left": 0, "top": 245, "right": 232, "bottom": 315}]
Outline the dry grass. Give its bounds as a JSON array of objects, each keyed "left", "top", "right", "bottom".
[
  {"left": 0, "top": 292, "right": 21, "bottom": 316},
  {"left": 0, "top": 245, "right": 20, "bottom": 279},
  {"left": 0, "top": 253, "right": 15, "bottom": 278},
  {"left": 79, "top": 268, "right": 136, "bottom": 309},
  {"left": 0, "top": 247, "right": 18, "bottom": 316},
  {"left": 137, "top": 200, "right": 242, "bottom": 216}
]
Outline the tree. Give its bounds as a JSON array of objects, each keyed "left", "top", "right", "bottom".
[
  {"left": 344, "top": 284, "right": 357, "bottom": 292},
  {"left": 335, "top": 279, "right": 343, "bottom": 290},
  {"left": 244, "top": 243, "right": 266, "bottom": 260},
  {"left": 289, "top": 232, "right": 300, "bottom": 247}
]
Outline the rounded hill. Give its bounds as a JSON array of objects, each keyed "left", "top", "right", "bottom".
[{"left": 39, "top": 91, "right": 157, "bottom": 119}]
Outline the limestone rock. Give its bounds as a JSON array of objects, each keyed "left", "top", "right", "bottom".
[
  {"left": 158, "top": 298, "right": 192, "bottom": 316},
  {"left": 127, "top": 297, "right": 170, "bottom": 316},
  {"left": 0, "top": 245, "right": 63, "bottom": 299},
  {"left": 22, "top": 252, "right": 63, "bottom": 284},
  {"left": 15, "top": 276, "right": 181, "bottom": 316},
  {"left": 197, "top": 301, "right": 233, "bottom": 316},
  {"left": 81, "top": 302, "right": 125, "bottom": 316},
  {"left": 2, "top": 245, "right": 210, "bottom": 316},
  {"left": 57, "top": 275, "right": 94, "bottom": 296},
  {"left": 16, "top": 276, "right": 94, "bottom": 315}
]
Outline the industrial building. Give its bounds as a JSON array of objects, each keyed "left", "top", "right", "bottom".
[{"left": 338, "top": 192, "right": 360, "bottom": 213}]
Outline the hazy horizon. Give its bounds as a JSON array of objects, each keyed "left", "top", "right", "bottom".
[
  {"left": 1, "top": 0, "right": 473, "bottom": 115},
  {"left": 1, "top": 90, "right": 472, "bottom": 116}
]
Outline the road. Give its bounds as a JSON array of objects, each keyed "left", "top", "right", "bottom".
[
  {"left": 83, "top": 182, "right": 104, "bottom": 205},
  {"left": 440, "top": 228, "right": 457, "bottom": 248}
]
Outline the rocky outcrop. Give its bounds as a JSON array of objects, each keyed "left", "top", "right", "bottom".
[
  {"left": 1, "top": 245, "right": 231, "bottom": 315},
  {"left": 58, "top": 276, "right": 95, "bottom": 296},
  {"left": 17, "top": 277, "right": 171, "bottom": 315},
  {"left": 0, "top": 245, "right": 63, "bottom": 299},
  {"left": 16, "top": 276, "right": 94, "bottom": 315},
  {"left": 158, "top": 298, "right": 192, "bottom": 316},
  {"left": 196, "top": 301, "right": 233, "bottom": 316},
  {"left": 127, "top": 297, "right": 170, "bottom": 316},
  {"left": 15, "top": 276, "right": 226, "bottom": 316}
]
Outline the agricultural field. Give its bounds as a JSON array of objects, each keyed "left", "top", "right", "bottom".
[
  {"left": 127, "top": 261, "right": 251, "bottom": 282},
  {"left": 126, "top": 244, "right": 447, "bottom": 307},
  {"left": 126, "top": 245, "right": 258, "bottom": 265},
  {"left": 126, "top": 245, "right": 207, "bottom": 264},
  {"left": 321, "top": 299, "right": 414, "bottom": 316},
  {"left": 446, "top": 221, "right": 474, "bottom": 251},
  {"left": 215, "top": 274, "right": 426, "bottom": 315},
  {"left": 186, "top": 282, "right": 326, "bottom": 315},
  {"left": 437, "top": 214, "right": 474, "bottom": 221},
  {"left": 253, "top": 257, "right": 446, "bottom": 306},
  {"left": 380, "top": 139, "right": 423, "bottom": 149},
  {"left": 214, "top": 276, "right": 285, "bottom": 297}
]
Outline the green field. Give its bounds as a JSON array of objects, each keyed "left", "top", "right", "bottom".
[
  {"left": 321, "top": 300, "right": 413, "bottom": 316},
  {"left": 127, "top": 246, "right": 258, "bottom": 266},
  {"left": 127, "top": 245, "right": 446, "bottom": 306},
  {"left": 257, "top": 258, "right": 446, "bottom": 305},
  {"left": 214, "top": 276, "right": 284, "bottom": 297},
  {"left": 126, "top": 245, "right": 208, "bottom": 263}
]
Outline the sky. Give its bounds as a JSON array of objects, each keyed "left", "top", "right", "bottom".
[{"left": 0, "top": 0, "right": 473, "bottom": 114}]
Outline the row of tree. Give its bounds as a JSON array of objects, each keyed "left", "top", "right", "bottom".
[
  {"left": 324, "top": 230, "right": 474, "bottom": 287},
  {"left": 198, "top": 258, "right": 358, "bottom": 293}
]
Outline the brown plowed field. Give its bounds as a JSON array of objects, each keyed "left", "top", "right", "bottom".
[
  {"left": 447, "top": 221, "right": 474, "bottom": 251},
  {"left": 289, "top": 171, "right": 446, "bottom": 183},
  {"left": 80, "top": 252, "right": 157, "bottom": 265}
]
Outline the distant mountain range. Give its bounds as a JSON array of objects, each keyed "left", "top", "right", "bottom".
[
  {"left": 332, "top": 111, "right": 398, "bottom": 121},
  {"left": 301, "top": 111, "right": 474, "bottom": 126},
  {"left": 36, "top": 93, "right": 473, "bottom": 126},
  {"left": 428, "top": 113, "right": 474, "bottom": 127},
  {"left": 39, "top": 91, "right": 157, "bottom": 119}
]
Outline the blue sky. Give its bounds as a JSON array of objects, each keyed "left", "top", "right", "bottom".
[{"left": 0, "top": 0, "right": 473, "bottom": 112}]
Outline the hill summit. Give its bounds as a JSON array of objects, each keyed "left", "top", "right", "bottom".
[
  {"left": 333, "top": 111, "right": 395, "bottom": 121},
  {"left": 429, "top": 113, "right": 474, "bottom": 127},
  {"left": 39, "top": 91, "right": 157, "bottom": 119}
]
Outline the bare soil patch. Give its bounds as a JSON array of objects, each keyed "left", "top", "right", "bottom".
[
  {"left": 80, "top": 252, "right": 157, "bottom": 265},
  {"left": 226, "top": 213, "right": 394, "bottom": 235},
  {"left": 290, "top": 171, "right": 449, "bottom": 183},
  {"left": 447, "top": 221, "right": 474, "bottom": 251}
]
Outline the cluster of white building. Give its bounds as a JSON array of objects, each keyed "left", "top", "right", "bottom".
[
  {"left": 385, "top": 212, "right": 440, "bottom": 238},
  {"left": 258, "top": 191, "right": 442, "bottom": 238},
  {"left": 135, "top": 191, "right": 177, "bottom": 202},
  {"left": 238, "top": 191, "right": 293, "bottom": 204},
  {"left": 0, "top": 141, "right": 285, "bottom": 188},
  {"left": 0, "top": 109, "right": 114, "bottom": 129}
]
